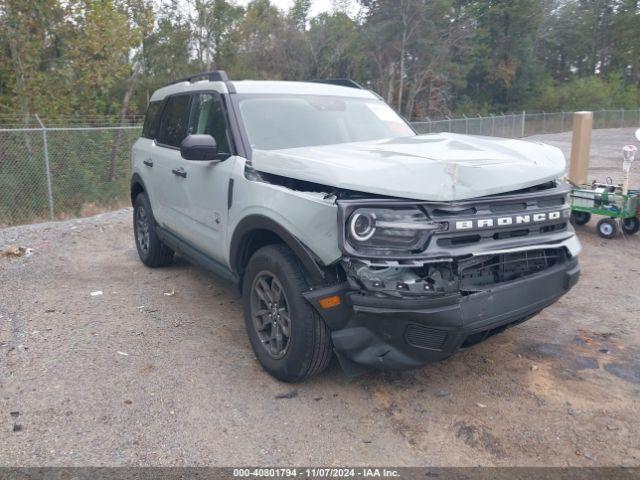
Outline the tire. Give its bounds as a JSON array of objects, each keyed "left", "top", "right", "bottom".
[
  {"left": 596, "top": 218, "right": 618, "bottom": 239},
  {"left": 571, "top": 211, "right": 591, "bottom": 226},
  {"left": 133, "top": 193, "right": 174, "bottom": 267},
  {"left": 242, "top": 244, "right": 332, "bottom": 382},
  {"left": 621, "top": 217, "right": 640, "bottom": 235}
]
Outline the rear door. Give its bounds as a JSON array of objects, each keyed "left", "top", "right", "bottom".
[
  {"left": 153, "top": 93, "right": 192, "bottom": 233},
  {"left": 132, "top": 100, "right": 163, "bottom": 217}
]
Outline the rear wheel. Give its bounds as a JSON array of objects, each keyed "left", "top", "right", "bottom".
[
  {"left": 571, "top": 211, "right": 591, "bottom": 226},
  {"left": 133, "top": 193, "right": 174, "bottom": 267},
  {"left": 596, "top": 218, "right": 618, "bottom": 239},
  {"left": 242, "top": 244, "right": 332, "bottom": 382},
  {"left": 621, "top": 217, "right": 640, "bottom": 235}
]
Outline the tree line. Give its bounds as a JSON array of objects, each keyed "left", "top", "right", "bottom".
[{"left": 1, "top": 0, "right": 639, "bottom": 122}]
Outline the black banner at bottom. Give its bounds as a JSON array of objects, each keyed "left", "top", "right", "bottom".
[{"left": 0, "top": 468, "right": 638, "bottom": 480}]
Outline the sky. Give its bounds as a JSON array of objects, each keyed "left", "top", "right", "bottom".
[{"left": 234, "top": 0, "right": 358, "bottom": 18}]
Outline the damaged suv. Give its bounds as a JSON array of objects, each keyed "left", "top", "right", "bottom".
[{"left": 131, "top": 71, "right": 581, "bottom": 382}]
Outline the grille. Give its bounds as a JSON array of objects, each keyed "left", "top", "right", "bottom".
[
  {"left": 337, "top": 182, "right": 572, "bottom": 261},
  {"left": 425, "top": 185, "right": 571, "bottom": 250},
  {"left": 458, "top": 249, "right": 563, "bottom": 289},
  {"left": 405, "top": 324, "right": 448, "bottom": 350}
]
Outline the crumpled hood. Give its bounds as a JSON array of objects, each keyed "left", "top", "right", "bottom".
[{"left": 251, "top": 133, "right": 566, "bottom": 201}]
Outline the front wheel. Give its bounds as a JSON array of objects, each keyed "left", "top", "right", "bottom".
[
  {"left": 242, "top": 244, "right": 332, "bottom": 382},
  {"left": 621, "top": 217, "right": 640, "bottom": 235},
  {"left": 596, "top": 218, "right": 618, "bottom": 239}
]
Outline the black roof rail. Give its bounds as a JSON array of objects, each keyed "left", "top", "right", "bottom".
[
  {"left": 310, "top": 78, "right": 364, "bottom": 89},
  {"left": 164, "top": 70, "right": 236, "bottom": 93}
]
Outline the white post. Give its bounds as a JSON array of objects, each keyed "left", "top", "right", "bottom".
[
  {"left": 35, "top": 114, "right": 54, "bottom": 221},
  {"left": 521, "top": 111, "right": 526, "bottom": 137}
]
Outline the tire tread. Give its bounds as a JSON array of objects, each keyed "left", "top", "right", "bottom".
[
  {"left": 243, "top": 244, "right": 332, "bottom": 381},
  {"left": 134, "top": 193, "right": 174, "bottom": 267}
]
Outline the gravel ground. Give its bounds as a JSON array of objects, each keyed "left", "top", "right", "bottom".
[
  {"left": 1, "top": 130, "right": 640, "bottom": 467},
  {"left": 528, "top": 127, "right": 640, "bottom": 186}
]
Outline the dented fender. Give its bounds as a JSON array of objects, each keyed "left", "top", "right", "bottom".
[{"left": 225, "top": 158, "right": 343, "bottom": 268}]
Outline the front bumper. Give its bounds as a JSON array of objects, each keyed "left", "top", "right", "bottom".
[{"left": 305, "top": 256, "right": 580, "bottom": 374}]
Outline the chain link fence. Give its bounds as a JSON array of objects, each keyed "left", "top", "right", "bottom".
[
  {"left": 0, "top": 115, "right": 142, "bottom": 228},
  {"left": 412, "top": 108, "right": 640, "bottom": 136},
  {"left": 1, "top": 109, "right": 640, "bottom": 228}
]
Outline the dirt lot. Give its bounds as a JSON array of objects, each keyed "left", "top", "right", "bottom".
[{"left": 1, "top": 130, "right": 640, "bottom": 467}]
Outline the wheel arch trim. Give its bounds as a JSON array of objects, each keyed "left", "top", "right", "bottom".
[
  {"left": 229, "top": 215, "right": 325, "bottom": 284},
  {"left": 130, "top": 173, "right": 148, "bottom": 205}
]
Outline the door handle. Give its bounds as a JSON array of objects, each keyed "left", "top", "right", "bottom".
[
  {"left": 172, "top": 167, "right": 187, "bottom": 178},
  {"left": 143, "top": 159, "right": 153, "bottom": 167}
]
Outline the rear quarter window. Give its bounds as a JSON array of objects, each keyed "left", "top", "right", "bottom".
[{"left": 142, "top": 101, "right": 163, "bottom": 139}]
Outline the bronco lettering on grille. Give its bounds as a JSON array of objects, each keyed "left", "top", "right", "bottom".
[{"left": 454, "top": 210, "right": 564, "bottom": 231}]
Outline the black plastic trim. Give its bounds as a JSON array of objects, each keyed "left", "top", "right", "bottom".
[
  {"left": 130, "top": 173, "right": 148, "bottom": 205},
  {"left": 330, "top": 258, "right": 580, "bottom": 372},
  {"left": 226, "top": 93, "right": 251, "bottom": 159},
  {"left": 227, "top": 178, "right": 234, "bottom": 209},
  {"left": 156, "top": 226, "right": 239, "bottom": 285},
  {"left": 302, "top": 282, "right": 353, "bottom": 330},
  {"left": 229, "top": 215, "right": 325, "bottom": 283},
  {"left": 347, "top": 292, "right": 461, "bottom": 311}
]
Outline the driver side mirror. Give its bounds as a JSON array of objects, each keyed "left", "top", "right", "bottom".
[{"left": 180, "top": 134, "right": 218, "bottom": 161}]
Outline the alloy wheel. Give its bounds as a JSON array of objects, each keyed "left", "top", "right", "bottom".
[
  {"left": 135, "top": 206, "right": 150, "bottom": 255},
  {"left": 250, "top": 271, "right": 292, "bottom": 359}
]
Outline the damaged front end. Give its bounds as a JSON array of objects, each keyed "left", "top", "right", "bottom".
[{"left": 305, "top": 182, "right": 581, "bottom": 375}]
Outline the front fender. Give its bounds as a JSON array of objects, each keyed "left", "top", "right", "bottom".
[{"left": 229, "top": 214, "right": 326, "bottom": 283}]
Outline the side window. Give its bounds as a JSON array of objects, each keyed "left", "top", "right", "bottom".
[
  {"left": 159, "top": 94, "right": 191, "bottom": 147},
  {"left": 141, "top": 100, "right": 162, "bottom": 139},
  {"left": 188, "top": 93, "right": 230, "bottom": 155}
]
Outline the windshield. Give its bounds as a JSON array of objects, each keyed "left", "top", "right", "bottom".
[{"left": 237, "top": 94, "right": 415, "bottom": 150}]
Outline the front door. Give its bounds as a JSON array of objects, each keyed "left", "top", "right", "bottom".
[{"left": 178, "top": 92, "right": 235, "bottom": 262}]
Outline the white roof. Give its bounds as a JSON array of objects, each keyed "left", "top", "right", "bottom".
[
  {"left": 150, "top": 79, "right": 378, "bottom": 101},
  {"left": 232, "top": 80, "right": 378, "bottom": 98},
  {"left": 150, "top": 80, "right": 229, "bottom": 101}
]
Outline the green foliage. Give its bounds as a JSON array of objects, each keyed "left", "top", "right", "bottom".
[
  {"left": 65, "top": 0, "right": 141, "bottom": 116},
  {"left": 1, "top": 0, "right": 639, "bottom": 120},
  {"left": 289, "top": 0, "right": 312, "bottom": 30},
  {"left": 308, "top": 12, "right": 365, "bottom": 79},
  {"left": 460, "top": 0, "right": 547, "bottom": 111},
  {"left": 2, "top": 0, "right": 640, "bottom": 226},
  {"left": 534, "top": 75, "right": 640, "bottom": 111}
]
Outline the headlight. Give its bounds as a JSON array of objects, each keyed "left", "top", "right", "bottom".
[
  {"left": 350, "top": 211, "right": 376, "bottom": 241},
  {"left": 345, "top": 207, "right": 444, "bottom": 255}
]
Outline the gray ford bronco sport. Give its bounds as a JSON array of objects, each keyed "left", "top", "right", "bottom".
[{"left": 131, "top": 71, "right": 581, "bottom": 382}]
